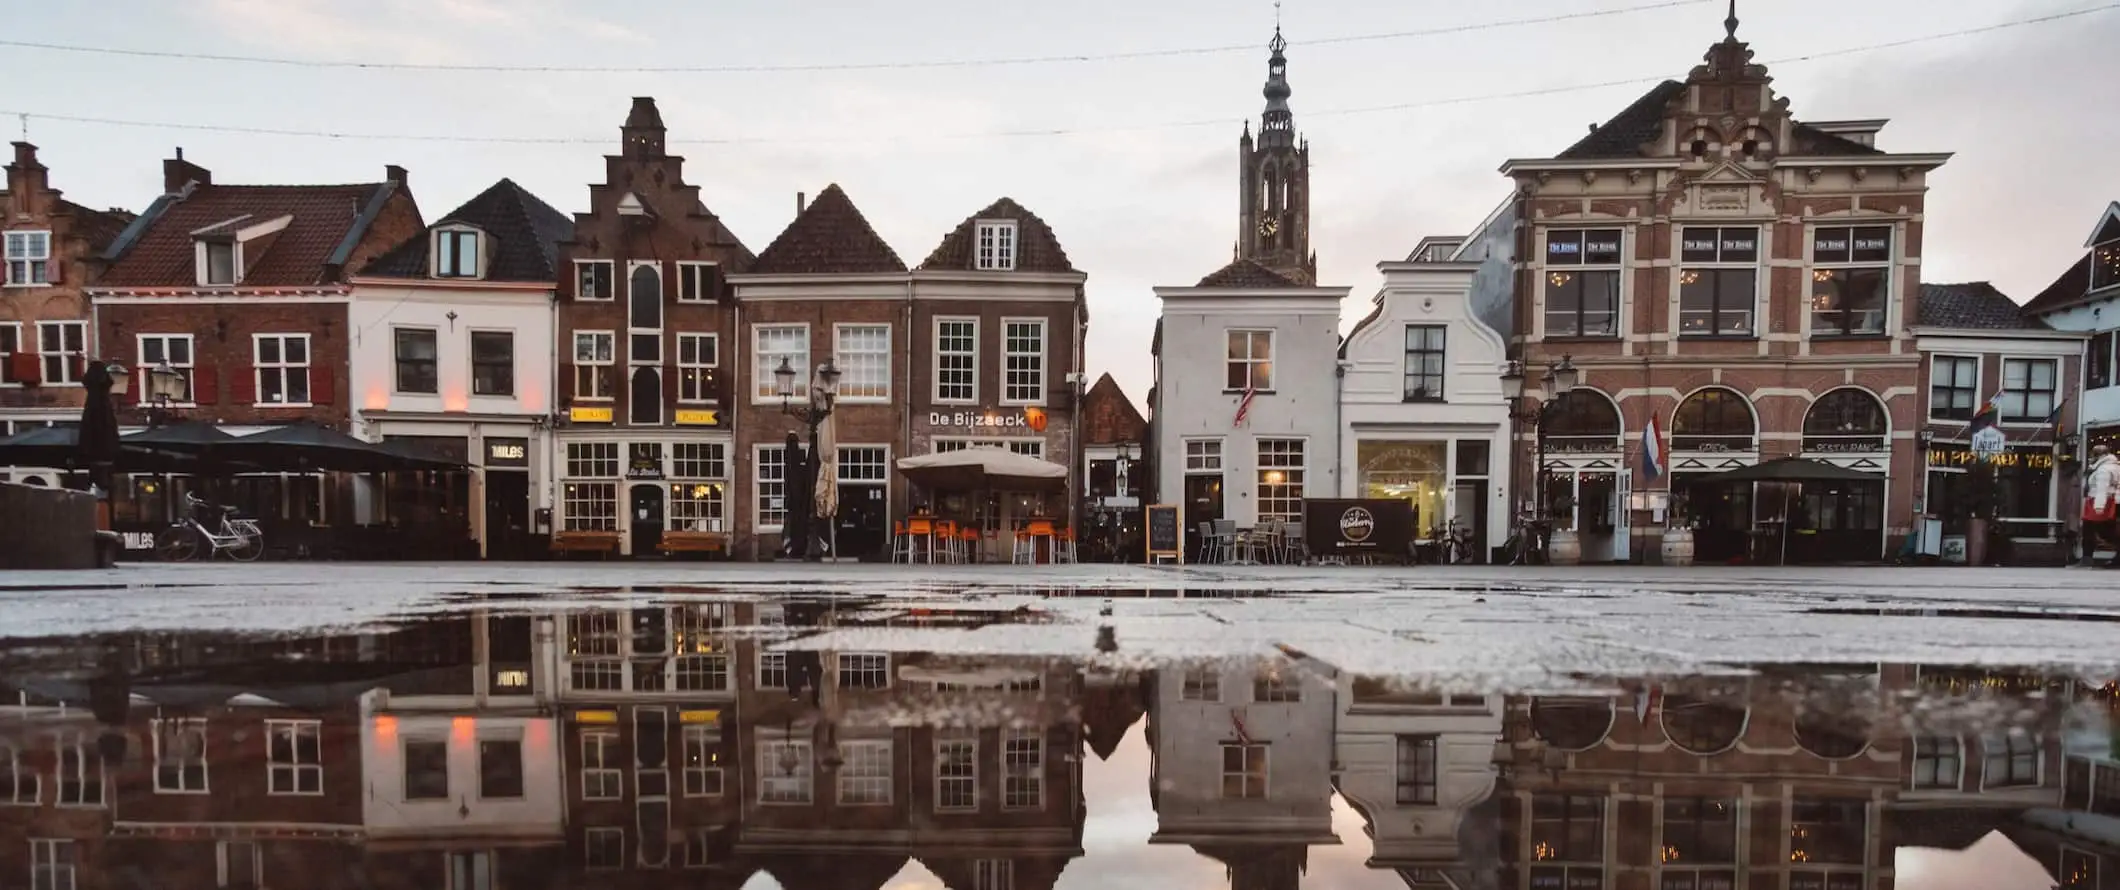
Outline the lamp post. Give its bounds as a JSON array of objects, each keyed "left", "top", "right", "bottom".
[
  {"left": 774, "top": 356, "right": 841, "bottom": 561},
  {"left": 144, "top": 362, "right": 188, "bottom": 427},
  {"left": 1500, "top": 355, "right": 1579, "bottom": 559}
]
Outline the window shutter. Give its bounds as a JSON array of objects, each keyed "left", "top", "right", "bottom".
[
  {"left": 11, "top": 350, "right": 45, "bottom": 386},
  {"left": 229, "top": 365, "right": 256, "bottom": 405},
  {"left": 192, "top": 366, "right": 219, "bottom": 405},
  {"left": 710, "top": 265, "right": 728, "bottom": 303},
  {"left": 69, "top": 354, "right": 88, "bottom": 380},
  {"left": 310, "top": 366, "right": 334, "bottom": 405},
  {"left": 558, "top": 362, "right": 573, "bottom": 406},
  {"left": 45, "top": 259, "right": 61, "bottom": 285}
]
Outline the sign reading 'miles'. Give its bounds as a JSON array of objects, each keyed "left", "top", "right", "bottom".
[{"left": 929, "top": 406, "right": 1049, "bottom": 433}]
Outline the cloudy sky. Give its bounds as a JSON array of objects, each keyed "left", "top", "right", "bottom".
[{"left": 5, "top": 0, "right": 2117, "bottom": 404}]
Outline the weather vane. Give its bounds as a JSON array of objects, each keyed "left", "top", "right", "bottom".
[{"left": 1274, "top": 0, "right": 1282, "bottom": 29}]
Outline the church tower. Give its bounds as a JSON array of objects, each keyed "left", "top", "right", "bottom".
[{"left": 1235, "top": 26, "right": 1314, "bottom": 283}]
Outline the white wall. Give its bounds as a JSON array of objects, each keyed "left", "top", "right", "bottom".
[
  {"left": 1338, "top": 261, "right": 1513, "bottom": 547},
  {"left": 359, "top": 702, "right": 564, "bottom": 838},
  {"left": 1331, "top": 684, "right": 1502, "bottom": 866},
  {"left": 1152, "top": 289, "right": 1348, "bottom": 528},
  {"left": 2033, "top": 298, "right": 2120, "bottom": 431},
  {"left": 348, "top": 287, "right": 556, "bottom": 420},
  {"left": 1148, "top": 660, "right": 1339, "bottom": 843}
]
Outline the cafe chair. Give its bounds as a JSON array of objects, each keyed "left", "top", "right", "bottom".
[{"left": 958, "top": 525, "right": 982, "bottom": 564}]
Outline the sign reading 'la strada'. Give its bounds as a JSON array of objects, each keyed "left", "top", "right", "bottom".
[{"left": 929, "top": 407, "right": 1050, "bottom": 433}]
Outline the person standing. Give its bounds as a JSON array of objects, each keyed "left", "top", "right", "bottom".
[{"left": 2084, "top": 444, "right": 2120, "bottom": 566}]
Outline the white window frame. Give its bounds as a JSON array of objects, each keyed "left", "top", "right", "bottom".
[
  {"left": 1541, "top": 227, "right": 1625, "bottom": 338},
  {"left": 50, "top": 732, "right": 102, "bottom": 808},
  {"left": 252, "top": 333, "right": 312, "bottom": 407},
  {"left": 1180, "top": 666, "right": 1219, "bottom": 701},
  {"left": 1928, "top": 353, "right": 1981, "bottom": 422},
  {"left": 934, "top": 316, "right": 978, "bottom": 404},
  {"left": 216, "top": 839, "right": 262, "bottom": 889},
  {"left": 30, "top": 839, "right": 75, "bottom": 890},
  {"left": 434, "top": 226, "right": 483, "bottom": 279},
  {"left": 1001, "top": 730, "right": 1043, "bottom": 811},
  {"left": 757, "top": 737, "right": 813, "bottom": 804},
  {"left": 4, "top": 742, "right": 41, "bottom": 804},
  {"left": 0, "top": 322, "right": 21, "bottom": 387},
  {"left": 561, "top": 442, "right": 620, "bottom": 532},
  {"left": 1225, "top": 329, "right": 1274, "bottom": 393},
  {"left": 1220, "top": 742, "right": 1268, "bottom": 800},
  {"left": 757, "top": 649, "right": 788, "bottom": 690},
  {"left": 1183, "top": 438, "right": 1224, "bottom": 473},
  {"left": 934, "top": 736, "right": 978, "bottom": 812},
  {"left": 36, "top": 321, "right": 86, "bottom": 386},
  {"left": 755, "top": 444, "right": 789, "bottom": 532},
  {"left": 834, "top": 323, "right": 892, "bottom": 402},
  {"left": 265, "top": 719, "right": 323, "bottom": 796},
  {"left": 573, "top": 330, "right": 616, "bottom": 401},
  {"left": 933, "top": 437, "right": 1043, "bottom": 459},
  {"left": 393, "top": 326, "right": 440, "bottom": 395},
  {"left": 581, "top": 729, "right": 623, "bottom": 800},
  {"left": 835, "top": 739, "right": 893, "bottom": 806},
  {"left": 676, "top": 261, "right": 719, "bottom": 302},
  {"left": 1676, "top": 225, "right": 1761, "bottom": 337},
  {"left": 682, "top": 724, "right": 723, "bottom": 797},
  {"left": 1255, "top": 437, "right": 1307, "bottom": 524},
  {"left": 974, "top": 219, "right": 1018, "bottom": 271},
  {"left": 1908, "top": 735, "right": 1965, "bottom": 791},
  {"left": 626, "top": 260, "right": 663, "bottom": 365},
  {"left": 4, "top": 230, "right": 53, "bottom": 287},
  {"left": 1001, "top": 317, "right": 1046, "bottom": 406},
  {"left": 152, "top": 717, "right": 210, "bottom": 794},
  {"left": 751, "top": 323, "right": 810, "bottom": 404},
  {"left": 1999, "top": 355, "right": 2061, "bottom": 425},
  {"left": 196, "top": 239, "right": 240, "bottom": 286},
  {"left": 1979, "top": 730, "right": 2043, "bottom": 790},
  {"left": 973, "top": 859, "right": 1014, "bottom": 890},
  {"left": 137, "top": 333, "right": 197, "bottom": 405},
  {"left": 1807, "top": 223, "right": 1894, "bottom": 337},
  {"left": 583, "top": 827, "right": 625, "bottom": 871},
  {"left": 836, "top": 652, "right": 891, "bottom": 689},
  {"left": 574, "top": 259, "right": 615, "bottom": 300},
  {"left": 676, "top": 332, "right": 719, "bottom": 404},
  {"left": 446, "top": 851, "right": 493, "bottom": 890}
]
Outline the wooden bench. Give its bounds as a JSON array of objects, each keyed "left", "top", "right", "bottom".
[
  {"left": 550, "top": 531, "right": 622, "bottom": 559},
  {"left": 661, "top": 531, "right": 731, "bottom": 557}
]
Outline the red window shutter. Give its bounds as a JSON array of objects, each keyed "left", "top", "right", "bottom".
[
  {"left": 69, "top": 354, "right": 87, "bottom": 380},
  {"left": 192, "top": 366, "right": 219, "bottom": 405},
  {"left": 310, "top": 366, "right": 335, "bottom": 405},
  {"left": 45, "top": 260, "right": 61, "bottom": 285},
  {"left": 229, "top": 365, "right": 256, "bottom": 405}
]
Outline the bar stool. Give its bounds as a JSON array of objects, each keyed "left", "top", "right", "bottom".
[
  {"left": 905, "top": 516, "right": 936, "bottom": 564},
  {"left": 1015, "top": 520, "right": 1057, "bottom": 564},
  {"left": 958, "top": 526, "right": 982, "bottom": 564},
  {"left": 891, "top": 520, "right": 915, "bottom": 563},
  {"left": 930, "top": 519, "right": 956, "bottom": 564},
  {"left": 1056, "top": 527, "right": 1077, "bottom": 564}
]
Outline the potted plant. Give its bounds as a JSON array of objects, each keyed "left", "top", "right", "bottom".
[{"left": 1961, "top": 458, "right": 2001, "bottom": 566}]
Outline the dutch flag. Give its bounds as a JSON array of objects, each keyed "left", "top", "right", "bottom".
[{"left": 1640, "top": 417, "right": 1666, "bottom": 481}]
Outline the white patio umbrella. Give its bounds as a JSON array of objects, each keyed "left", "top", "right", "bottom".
[
  {"left": 812, "top": 408, "right": 839, "bottom": 524},
  {"left": 895, "top": 446, "right": 1069, "bottom": 492}
]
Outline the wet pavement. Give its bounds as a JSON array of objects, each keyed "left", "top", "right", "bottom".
[{"left": 0, "top": 567, "right": 2116, "bottom": 888}]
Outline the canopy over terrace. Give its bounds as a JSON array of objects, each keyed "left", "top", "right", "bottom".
[{"left": 896, "top": 447, "right": 1071, "bottom": 561}]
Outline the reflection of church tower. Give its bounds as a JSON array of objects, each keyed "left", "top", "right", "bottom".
[
  {"left": 1236, "top": 27, "right": 1315, "bottom": 283},
  {"left": 1197, "top": 844, "right": 1310, "bottom": 890}
]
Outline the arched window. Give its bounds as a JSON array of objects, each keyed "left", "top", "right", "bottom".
[
  {"left": 1661, "top": 688, "right": 1749, "bottom": 755},
  {"left": 629, "top": 367, "right": 662, "bottom": 426},
  {"left": 1542, "top": 390, "right": 1623, "bottom": 452},
  {"left": 1530, "top": 698, "right": 1616, "bottom": 751},
  {"left": 1671, "top": 387, "right": 1756, "bottom": 452},
  {"left": 628, "top": 264, "right": 662, "bottom": 332},
  {"left": 1802, "top": 388, "right": 1888, "bottom": 453}
]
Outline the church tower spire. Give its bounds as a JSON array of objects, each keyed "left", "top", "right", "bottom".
[{"left": 1234, "top": 15, "right": 1314, "bottom": 284}]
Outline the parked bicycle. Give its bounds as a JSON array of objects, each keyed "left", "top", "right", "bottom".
[
  {"left": 156, "top": 493, "right": 265, "bottom": 562},
  {"left": 1500, "top": 511, "right": 1550, "bottom": 566},
  {"left": 1437, "top": 517, "right": 1477, "bottom": 565}
]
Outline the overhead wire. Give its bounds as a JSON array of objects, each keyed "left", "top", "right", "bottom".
[{"left": 0, "top": 3, "right": 2110, "bottom": 147}]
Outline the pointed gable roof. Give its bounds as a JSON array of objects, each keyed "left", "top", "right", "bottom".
[
  {"left": 918, "top": 197, "right": 1077, "bottom": 273},
  {"left": 1196, "top": 257, "right": 1302, "bottom": 289},
  {"left": 749, "top": 184, "right": 907, "bottom": 275},
  {"left": 1081, "top": 373, "right": 1148, "bottom": 446},
  {"left": 1558, "top": 80, "right": 1688, "bottom": 160},
  {"left": 360, "top": 178, "right": 571, "bottom": 281},
  {"left": 2023, "top": 200, "right": 2120, "bottom": 314}
]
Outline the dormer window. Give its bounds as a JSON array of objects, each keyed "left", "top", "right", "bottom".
[
  {"left": 2094, "top": 239, "right": 2120, "bottom": 293},
  {"left": 435, "top": 228, "right": 481, "bottom": 279},
  {"left": 202, "top": 240, "right": 238, "bottom": 285},
  {"left": 974, "top": 219, "right": 1017, "bottom": 271}
]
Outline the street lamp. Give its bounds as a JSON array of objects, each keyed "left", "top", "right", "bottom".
[
  {"left": 774, "top": 356, "right": 841, "bottom": 560},
  {"left": 144, "top": 362, "right": 188, "bottom": 426},
  {"left": 1501, "top": 355, "right": 1578, "bottom": 561}
]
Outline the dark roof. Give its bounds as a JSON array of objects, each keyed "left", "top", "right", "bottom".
[
  {"left": 749, "top": 184, "right": 906, "bottom": 275},
  {"left": 1558, "top": 81, "right": 1686, "bottom": 160},
  {"left": 1196, "top": 257, "right": 1303, "bottom": 289},
  {"left": 1081, "top": 373, "right": 1148, "bottom": 446},
  {"left": 2023, "top": 255, "right": 2093, "bottom": 314},
  {"left": 1788, "top": 123, "right": 1884, "bottom": 157},
  {"left": 100, "top": 182, "right": 397, "bottom": 287},
  {"left": 918, "top": 197, "right": 1077, "bottom": 273},
  {"left": 1918, "top": 282, "right": 2047, "bottom": 330},
  {"left": 61, "top": 201, "right": 134, "bottom": 251},
  {"left": 360, "top": 178, "right": 571, "bottom": 281}
]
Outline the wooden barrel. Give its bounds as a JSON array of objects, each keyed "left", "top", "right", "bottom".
[
  {"left": 1547, "top": 528, "right": 1581, "bottom": 566},
  {"left": 1660, "top": 528, "right": 1695, "bottom": 567}
]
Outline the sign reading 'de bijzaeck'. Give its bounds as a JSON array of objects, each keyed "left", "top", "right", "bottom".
[{"left": 929, "top": 406, "right": 1049, "bottom": 433}]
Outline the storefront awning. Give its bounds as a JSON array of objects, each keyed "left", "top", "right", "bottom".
[
  {"left": 1701, "top": 457, "right": 1881, "bottom": 483},
  {"left": 896, "top": 447, "right": 1068, "bottom": 492}
]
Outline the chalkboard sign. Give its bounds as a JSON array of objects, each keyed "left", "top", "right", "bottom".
[{"left": 1144, "top": 503, "right": 1183, "bottom": 563}]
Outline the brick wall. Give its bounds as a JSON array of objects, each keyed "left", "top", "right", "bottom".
[
  {"left": 1, "top": 143, "right": 113, "bottom": 410},
  {"left": 114, "top": 707, "right": 364, "bottom": 824},
  {"left": 99, "top": 299, "right": 352, "bottom": 429}
]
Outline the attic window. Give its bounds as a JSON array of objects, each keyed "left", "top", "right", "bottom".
[
  {"left": 201, "top": 241, "right": 237, "bottom": 285},
  {"left": 435, "top": 228, "right": 480, "bottom": 279},
  {"left": 617, "top": 193, "right": 647, "bottom": 217},
  {"left": 974, "top": 219, "right": 1017, "bottom": 272},
  {"left": 2095, "top": 241, "right": 2120, "bottom": 292},
  {"left": 1690, "top": 139, "right": 1709, "bottom": 160}
]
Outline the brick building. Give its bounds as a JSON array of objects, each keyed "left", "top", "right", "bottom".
[
  {"left": 729, "top": 184, "right": 910, "bottom": 561},
  {"left": 1, "top": 142, "right": 133, "bottom": 451},
  {"left": 1500, "top": 10, "right": 1950, "bottom": 564},
  {"left": 551, "top": 97, "right": 750, "bottom": 559}
]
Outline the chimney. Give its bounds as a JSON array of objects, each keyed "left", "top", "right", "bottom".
[
  {"left": 796, "top": 192, "right": 806, "bottom": 217},
  {"left": 162, "top": 148, "right": 211, "bottom": 194},
  {"left": 385, "top": 164, "right": 408, "bottom": 186},
  {"left": 7, "top": 142, "right": 47, "bottom": 202}
]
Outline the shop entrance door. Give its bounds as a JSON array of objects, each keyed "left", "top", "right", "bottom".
[
  {"left": 1183, "top": 473, "right": 1225, "bottom": 562},
  {"left": 484, "top": 470, "right": 531, "bottom": 560},
  {"left": 836, "top": 484, "right": 889, "bottom": 561},
  {"left": 628, "top": 484, "right": 665, "bottom": 557}
]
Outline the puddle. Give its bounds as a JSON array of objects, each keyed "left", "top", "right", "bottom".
[{"left": 0, "top": 595, "right": 2115, "bottom": 889}]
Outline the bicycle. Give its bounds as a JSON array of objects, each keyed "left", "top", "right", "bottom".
[
  {"left": 1501, "top": 512, "right": 1550, "bottom": 566},
  {"left": 156, "top": 494, "right": 265, "bottom": 562},
  {"left": 1437, "top": 517, "right": 1477, "bottom": 565}
]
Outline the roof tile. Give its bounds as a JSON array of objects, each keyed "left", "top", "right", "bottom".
[
  {"left": 361, "top": 178, "right": 571, "bottom": 282},
  {"left": 918, "top": 198, "right": 1076, "bottom": 273},
  {"left": 1195, "top": 258, "right": 1302, "bottom": 289},
  {"left": 1918, "top": 282, "right": 2047, "bottom": 330},
  {"left": 749, "top": 184, "right": 906, "bottom": 275},
  {"left": 1080, "top": 373, "right": 1147, "bottom": 446},
  {"left": 100, "top": 182, "right": 395, "bottom": 287}
]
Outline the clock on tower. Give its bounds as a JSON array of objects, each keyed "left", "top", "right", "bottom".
[{"left": 1235, "top": 26, "right": 1314, "bottom": 284}]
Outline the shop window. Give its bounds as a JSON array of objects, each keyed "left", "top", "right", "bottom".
[
  {"left": 1256, "top": 438, "right": 1305, "bottom": 523},
  {"left": 1671, "top": 388, "right": 1756, "bottom": 452},
  {"left": 1356, "top": 440, "right": 1447, "bottom": 530},
  {"left": 1660, "top": 797, "right": 1737, "bottom": 888},
  {"left": 1802, "top": 389, "right": 1888, "bottom": 452},
  {"left": 1528, "top": 794, "right": 1605, "bottom": 888},
  {"left": 1542, "top": 390, "right": 1622, "bottom": 452}
]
